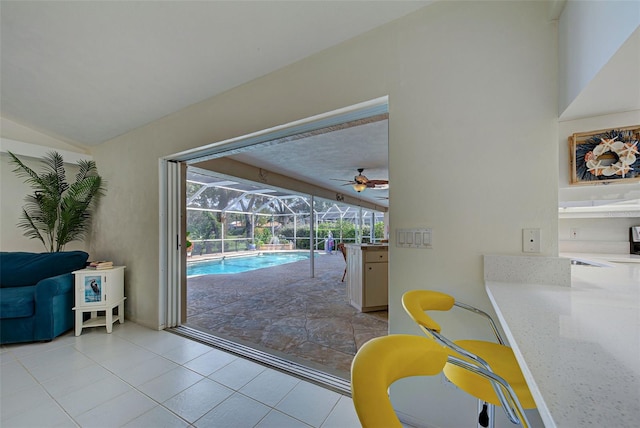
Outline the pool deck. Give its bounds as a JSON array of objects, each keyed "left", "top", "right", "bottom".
[{"left": 186, "top": 250, "right": 388, "bottom": 378}]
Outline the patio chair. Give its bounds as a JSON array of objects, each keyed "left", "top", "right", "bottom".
[{"left": 337, "top": 243, "right": 347, "bottom": 281}]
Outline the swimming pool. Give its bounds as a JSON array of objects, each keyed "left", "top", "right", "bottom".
[{"left": 187, "top": 252, "right": 312, "bottom": 276}]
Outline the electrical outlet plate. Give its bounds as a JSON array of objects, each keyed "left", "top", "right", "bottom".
[{"left": 523, "top": 228, "right": 541, "bottom": 253}]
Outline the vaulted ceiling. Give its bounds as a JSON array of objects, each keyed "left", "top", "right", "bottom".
[
  {"left": 1, "top": 1, "right": 426, "bottom": 208},
  {"left": 1, "top": 1, "right": 637, "bottom": 210},
  {"left": 0, "top": 0, "right": 429, "bottom": 146}
]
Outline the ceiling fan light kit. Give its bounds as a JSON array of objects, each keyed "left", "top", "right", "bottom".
[
  {"left": 353, "top": 168, "right": 370, "bottom": 192},
  {"left": 353, "top": 182, "right": 368, "bottom": 192}
]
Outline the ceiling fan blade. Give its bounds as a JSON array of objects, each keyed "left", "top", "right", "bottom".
[
  {"left": 366, "top": 179, "right": 388, "bottom": 186},
  {"left": 365, "top": 179, "right": 389, "bottom": 190}
]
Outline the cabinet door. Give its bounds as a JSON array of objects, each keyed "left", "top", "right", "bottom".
[
  {"left": 79, "top": 273, "right": 106, "bottom": 305},
  {"left": 104, "top": 268, "right": 125, "bottom": 303},
  {"left": 364, "top": 262, "right": 388, "bottom": 307}
]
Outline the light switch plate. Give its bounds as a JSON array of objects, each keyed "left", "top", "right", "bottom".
[{"left": 397, "top": 228, "right": 432, "bottom": 249}]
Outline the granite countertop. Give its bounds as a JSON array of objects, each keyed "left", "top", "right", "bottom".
[{"left": 485, "top": 253, "right": 640, "bottom": 427}]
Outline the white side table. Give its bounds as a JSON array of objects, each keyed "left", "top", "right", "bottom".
[{"left": 72, "top": 266, "right": 126, "bottom": 336}]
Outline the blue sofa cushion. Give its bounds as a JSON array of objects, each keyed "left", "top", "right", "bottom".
[
  {"left": 0, "top": 286, "right": 36, "bottom": 318},
  {"left": 0, "top": 251, "right": 89, "bottom": 288}
]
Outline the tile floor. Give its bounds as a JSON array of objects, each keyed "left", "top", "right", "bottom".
[{"left": 0, "top": 322, "right": 362, "bottom": 427}]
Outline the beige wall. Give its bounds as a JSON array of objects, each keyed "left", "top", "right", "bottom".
[
  {"left": 0, "top": 116, "right": 88, "bottom": 151},
  {"left": 90, "top": 1, "right": 557, "bottom": 425},
  {"left": 0, "top": 153, "right": 87, "bottom": 253},
  {"left": 0, "top": 117, "right": 91, "bottom": 253}
]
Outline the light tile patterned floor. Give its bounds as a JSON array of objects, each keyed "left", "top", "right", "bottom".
[{"left": 0, "top": 322, "right": 362, "bottom": 427}]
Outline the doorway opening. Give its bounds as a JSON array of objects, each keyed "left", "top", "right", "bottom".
[{"left": 163, "top": 98, "right": 390, "bottom": 390}]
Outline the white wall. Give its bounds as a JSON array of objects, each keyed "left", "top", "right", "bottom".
[
  {"left": 556, "top": 3, "right": 639, "bottom": 255},
  {"left": 90, "top": 1, "right": 557, "bottom": 426},
  {"left": 559, "top": 216, "right": 639, "bottom": 254},
  {"left": 558, "top": 0, "right": 640, "bottom": 114},
  {"left": 558, "top": 109, "right": 640, "bottom": 202},
  {"left": 557, "top": 109, "right": 640, "bottom": 254}
]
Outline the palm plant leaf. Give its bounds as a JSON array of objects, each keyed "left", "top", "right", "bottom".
[
  {"left": 57, "top": 177, "right": 102, "bottom": 250},
  {"left": 17, "top": 207, "right": 47, "bottom": 247},
  {"left": 75, "top": 159, "right": 97, "bottom": 181},
  {"left": 8, "top": 151, "right": 105, "bottom": 252}
]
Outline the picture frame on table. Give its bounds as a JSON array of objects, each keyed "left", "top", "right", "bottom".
[{"left": 83, "top": 275, "right": 103, "bottom": 304}]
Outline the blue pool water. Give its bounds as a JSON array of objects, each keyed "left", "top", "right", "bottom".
[{"left": 187, "top": 252, "right": 311, "bottom": 276}]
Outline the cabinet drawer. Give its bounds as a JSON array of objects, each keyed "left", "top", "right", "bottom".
[{"left": 365, "top": 251, "right": 388, "bottom": 263}]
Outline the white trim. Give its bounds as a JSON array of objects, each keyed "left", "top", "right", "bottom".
[
  {"left": 0, "top": 138, "right": 92, "bottom": 163},
  {"left": 158, "top": 159, "right": 169, "bottom": 329},
  {"left": 159, "top": 159, "right": 182, "bottom": 328}
]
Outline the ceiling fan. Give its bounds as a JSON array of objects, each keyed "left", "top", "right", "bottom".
[{"left": 334, "top": 168, "right": 389, "bottom": 193}]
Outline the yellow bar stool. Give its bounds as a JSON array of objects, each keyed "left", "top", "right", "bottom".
[
  {"left": 351, "top": 334, "right": 449, "bottom": 428},
  {"left": 402, "top": 290, "right": 536, "bottom": 427}
]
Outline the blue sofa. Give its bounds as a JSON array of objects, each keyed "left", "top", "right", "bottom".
[{"left": 0, "top": 251, "right": 89, "bottom": 344}]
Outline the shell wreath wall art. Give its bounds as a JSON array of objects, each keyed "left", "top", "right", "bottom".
[{"left": 569, "top": 125, "right": 640, "bottom": 185}]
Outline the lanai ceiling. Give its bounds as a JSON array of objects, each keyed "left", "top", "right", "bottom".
[
  {"left": 186, "top": 112, "right": 389, "bottom": 209},
  {"left": 228, "top": 114, "right": 389, "bottom": 206}
]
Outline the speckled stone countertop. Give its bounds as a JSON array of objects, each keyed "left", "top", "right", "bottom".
[{"left": 485, "top": 253, "right": 640, "bottom": 428}]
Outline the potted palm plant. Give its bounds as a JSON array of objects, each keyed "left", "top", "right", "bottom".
[
  {"left": 8, "top": 151, "right": 106, "bottom": 252},
  {"left": 186, "top": 231, "right": 193, "bottom": 257}
]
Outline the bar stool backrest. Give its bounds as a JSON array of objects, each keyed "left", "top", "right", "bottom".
[
  {"left": 351, "top": 334, "right": 448, "bottom": 428},
  {"left": 402, "top": 289, "right": 455, "bottom": 334}
]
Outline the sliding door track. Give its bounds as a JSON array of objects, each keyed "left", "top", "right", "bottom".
[{"left": 169, "top": 325, "right": 351, "bottom": 396}]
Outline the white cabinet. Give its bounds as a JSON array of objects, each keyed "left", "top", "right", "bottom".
[
  {"left": 72, "top": 266, "right": 126, "bottom": 336},
  {"left": 346, "top": 245, "right": 388, "bottom": 312}
]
